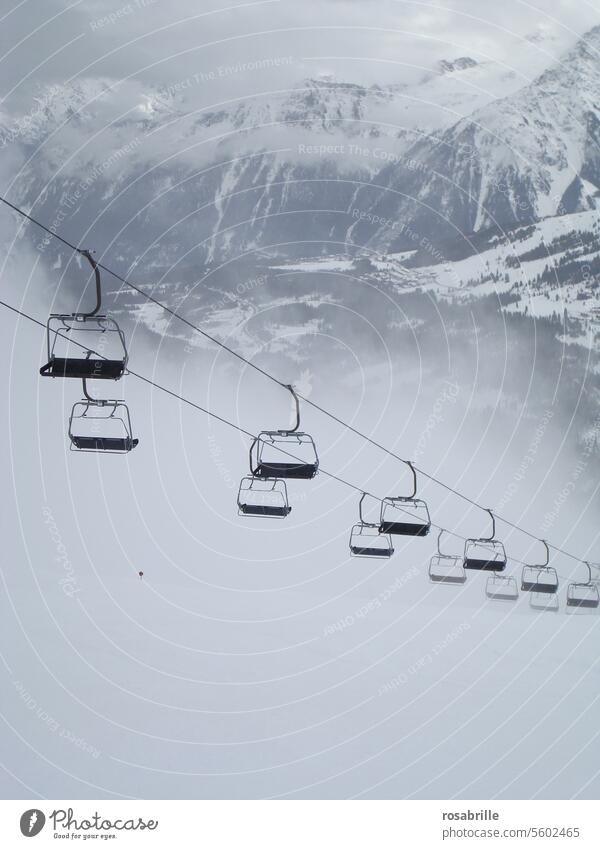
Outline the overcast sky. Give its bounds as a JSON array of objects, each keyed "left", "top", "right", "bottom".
[{"left": 1, "top": 0, "right": 599, "bottom": 116}]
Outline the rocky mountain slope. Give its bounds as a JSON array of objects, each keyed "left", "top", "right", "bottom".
[
  {"left": 1, "top": 39, "right": 556, "bottom": 267},
  {"left": 350, "top": 25, "right": 600, "bottom": 254}
]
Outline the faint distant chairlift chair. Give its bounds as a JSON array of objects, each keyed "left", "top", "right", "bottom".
[
  {"left": 428, "top": 529, "right": 466, "bottom": 584},
  {"left": 486, "top": 572, "right": 519, "bottom": 601},
  {"left": 566, "top": 561, "right": 599, "bottom": 609},
  {"left": 349, "top": 493, "right": 394, "bottom": 559},
  {"left": 521, "top": 540, "right": 559, "bottom": 594}
]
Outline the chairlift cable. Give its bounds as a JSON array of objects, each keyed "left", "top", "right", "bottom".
[
  {"left": 2, "top": 294, "right": 589, "bottom": 575},
  {"left": 0, "top": 296, "right": 433, "bottom": 527},
  {"left": 0, "top": 295, "right": 583, "bottom": 577},
  {"left": 0, "top": 195, "right": 592, "bottom": 567}
]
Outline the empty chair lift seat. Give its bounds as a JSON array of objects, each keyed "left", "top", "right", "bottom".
[
  {"left": 252, "top": 432, "right": 318, "bottom": 480},
  {"left": 566, "top": 583, "right": 599, "bottom": 608},
  {"left": 380, "top": 462, "right": 431, "bottom": 537},
  {"left": 529, "top": 591, "right": 560, "bottom": 612},
  {"left": 521, "top": 566, "right": 558, "bottom": 594},
  {"left": 463, "top": 540, "right": 507, "bottom": 571},
  {"left": 41, "top": 311, "right": 128, "bottom": 381},
  {"left": 41, "top": 355, "right": 125, "bottom": 380},
  {"left": 379, "top": 497, "right": 431, "bottom": 537},
  {"left": 70, "top": 435, "right": 138, "bottom": 452},
  {"left": 237, "top": 477, "right": 291, "bottom": 518},
  {"left": 350, "top": 524, "right": 394, "bottom": 558},
  {"left": 349, "top": 493, "right": 394, "bottom": 559},
  {"left": 566, "top": 563, "right": 599, "bottom": 609},
  {"left": 69, "top": 397, "right": 138, "bottom": 454},
  {"left": 239, "top": 503, "right": 291, "bottom": 517},
  {"left": 254, "top": 459, "right": 318, "bottom": 480},
  {"left": 429, "top": 554, "right": 466, "bottom": 584},
  {"left": 486, "top": 574, "right": 518, "bottom": 600}
]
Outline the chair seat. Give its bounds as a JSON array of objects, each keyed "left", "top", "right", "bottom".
[
  {"left": 255, "top": 462, "right": 317, "bottom": 480},
  {"left": 464, "top": 557, "right": 506, "bottom": 572},
  {"left": 239, "top": 504, "right": 291, "bottom": 517},
  {"left": 567, "top": 596, "right": 599, "bottom": 608},
  {"left": 41, "top": 357, "right": 125, "bottom": 379},
  {"left": 487, "top": 589, "right": 518, "bottom": 600},
  {"left": 351, "top": 546, "right": 393, "bottom": 557},
  {"left": 71, "top": 436, "right": 138, "bottom": 452},
  {"left": 522, "top": 580, "right": 557, "bottom": 593},
  {"left": 430, "top": 573, "right": 466, "bottom": 584},
  {"left": 379, "top": 521, "right": 429, "bottom": 537}
]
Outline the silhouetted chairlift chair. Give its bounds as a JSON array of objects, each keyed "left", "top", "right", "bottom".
[
  {"left": 68, "top": 378, "right": 138, "bottom": 453},
  {"left": 428, "top": 529, "right": 466, "bottom": 584},
  {"left": 521, "top": 540, "right": 559, "bottom": 594},
  {"left": 463, "top": 508, "right": 507, "bottom": 571},
  {"left": 349, "top": 493, "right": 394, "bottom": 559},
  {"left": 40, "top": 250, "right": 128, "bottom": 380},
  {"left": 250, "top": 384, "right": 318, "bottom": 480},
  {"left": 379, "top": 461, "right": 431, "bottom": 537},
  {"left": 566, "top": 561, "right": 599, "bottom": 609},
  {"left": 486, "top": 572, "right": 519, "bottom": 601},
  {"left": 237, "top": 476, "right": 291, "bottom": 518}
]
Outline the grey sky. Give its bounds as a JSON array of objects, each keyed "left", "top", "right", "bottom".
[{"left": 1, "top": 0, "right": 599, "bottom": 117}]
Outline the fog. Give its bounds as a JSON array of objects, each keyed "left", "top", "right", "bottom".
[{"left": 1, "top": 229, "right": 599, "bottom": 798}]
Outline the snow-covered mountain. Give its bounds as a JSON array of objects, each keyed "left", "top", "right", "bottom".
[
  {"left": 3, "top": 24, "right": 600, "bottom": 364},
  {"left": 2, "top": 38, "right": 553, "bottom": 267},
  {"left": 351, "top": 25, "right": 600, "bottom": 253}
]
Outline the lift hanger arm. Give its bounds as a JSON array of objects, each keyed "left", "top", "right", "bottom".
[
  {"left": 536, "top": 539, "right": 550, "bottom": 568},
  {"left": 249, "top": 437, "right": 259, "bottom": 475},
  {"left": 278, "top": 384, "right": 300, "bottom": 434},
  {"left": 480, "top": 508, "right": 495, "bottom": 542},
  {"left": 358, "top": 492, "right": 379, "bottom": 528},
  {"left": 396, "top": 460, "right": 417, "bottom": 499},
  {"left": 78, "top": 249, "right": 102, "bottom": 318},
  {"left": 82, "top": 377, "right": 96, "bottom": 402},
  {"left": 358, "top": 492, "right": 368, "bottom": 525},
  {"left": 81, "top": 375, "right": 121, "bottom": 407},
  {"left": 437, "top": 529, "right": 451, "bottom": 557}
]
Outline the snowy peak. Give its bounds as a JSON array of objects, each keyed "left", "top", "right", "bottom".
[
  {"left": 348, "top": 23, "right": 600, "bottom": 253},
  {"left": 436, "top": 57, "right": 479, "bottom": 75},
  {"left": 7, "top": 25, "right": 600, "bottom": 267},
  {"left": 466, "top": 23, "right": 600, "bottom": 223}
]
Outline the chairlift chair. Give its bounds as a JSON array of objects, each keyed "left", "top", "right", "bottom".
[
  {"left": 237, "top": 476, "right": 291, "bottom": 518},
  {"left": 521, "top": 541, "right": 558, "bottom": 594},
  {"left": 251, "top": 385, "right": 318, "bottom": 480},
  {"left": 379, "top": 461, "right": 431, "bottom": 537},
  {"left": 529, "top": 591, "right": 560, "bottom": 613},
  {"left": 40, "top": 250, "right": 128, "bottom": 380},
  {"left": 428, "top": 530, "right": 466, "bottom": 584},
  {"left": 566, "top": 562, "right": 599, "bottom": 609},
  {"left": 486, "top": 573, "right": 518, "bottom": 601},
  {"left": 68, "top": 379, "right": 138, "bottom": 453},
  {"left": 349, "top": 494, "right": 394, "bottom": 558},
  {"left": 463, "top": 509, "right": 507, "bottom": 571}
]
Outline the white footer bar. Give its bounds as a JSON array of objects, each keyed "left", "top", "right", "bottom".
[{"left": 1, "top": 800, "right": 598, "bottom": 847}]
